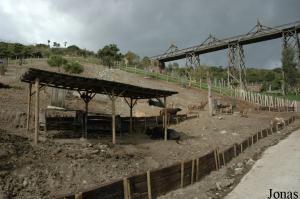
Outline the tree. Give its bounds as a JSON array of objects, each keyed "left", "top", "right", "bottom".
[
  {"left": 125, "top": 51, "right": 140, "bottom": 66},
  {"left": 141, "top": 56, "right": 151, "bottom": 68},
  {"left": 13, "top": 43, "right": 25, "bottom": 65},
  {"left": 63, "top": 61, "right": 84, "bottom": 74},
  {"left": 47, "top": 55, "right": 67, "bottom": 71},
  {"left": 97, "top": 44, "right": 122, "bottom": 68},
  {"left": 281, "top": 47, "right": 298, "bottom": 94}
]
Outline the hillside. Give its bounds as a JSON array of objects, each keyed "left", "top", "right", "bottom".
[{"left": 0, "top": 59, "right": 296, "bottom": 198}]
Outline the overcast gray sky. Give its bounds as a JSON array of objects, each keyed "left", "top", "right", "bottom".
[{"left": 0, "top": 0, "right": 299, "bottom": 68}]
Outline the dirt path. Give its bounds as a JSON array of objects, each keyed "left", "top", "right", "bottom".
[{"left": 225, "top": 129, "right": 300, "bottom": 199}]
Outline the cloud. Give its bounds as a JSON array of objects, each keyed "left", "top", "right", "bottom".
[{"left": 0, "top": 0, "right": 299, "bottom": 68}]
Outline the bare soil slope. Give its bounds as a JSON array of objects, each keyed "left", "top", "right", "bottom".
[{"left": 0, "top": 61, "right": 295, "bottom": 198}]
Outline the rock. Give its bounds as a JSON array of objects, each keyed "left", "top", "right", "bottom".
[
  {"left": 237, "top": 162, "right": 244, "bottom": 168},
  {"left": 218, "top": 116, "right": 224, "bottom": 120},
  {"left": 87, "top": 143, "right": 93, "bottom": 147},
  {"left": 22, "top": 179, "right": 28, "bottom": 187},
  {"left": 220, "top": 130, "right": 227, "bottom": 134},
  {"left": 53, "top": 148, "right": 62, "bottom": 155},
  {"left": 216, "top": 178, "right": 234, "bottom": 190},
  {"left": 246, "top": 158, "right": 255, "bottom": 166},
  {"left": 216, "top": 182, "right": 222, "bottom": 190},
  {"left": 112, "top": 164, "right": 117, "bottom": 169},
  {"left": 234, "top": 167, "right": 243, "bottom": 175}
]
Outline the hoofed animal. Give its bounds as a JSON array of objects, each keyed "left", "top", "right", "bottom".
[
  {"left": 148, "top": 98, "right": 164, "bottom": 108},
  {"left": 270, "top": 117, "right": 285, "bottom": 127},
  {"left": 188, "top": 100, "right": 208, "bottom": 112},
  {"left": 159, "top": 108, "right": 182, "bottom": 116},
  {"left": 146, "top": 127, "right": 181, "bottom": 140}
]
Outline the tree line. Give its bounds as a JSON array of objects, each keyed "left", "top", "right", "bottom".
[{"left": 1, "top": 41, "right": 298, "bottom": 95}]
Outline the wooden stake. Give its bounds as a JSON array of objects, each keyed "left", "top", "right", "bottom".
[
  {"left": 147, "top": 170, "right": 152, "bottom": 199},
  {"left": 26, "top": 84, "right": 32, "bottom": 134},
  {"left": 240, "top": 143, "right": 243, "bottom": 153},
  {"left": 34, "top": 78, "right": 39, "bottom": 145},
  {"left": 217, "top": 147, "right": 221, "bottom": 169},
  {"left": 196, "top": 158, "right": 199, "bottom": 182},
  {"left": 214, "top": 149, "right": 219, "bottom": 171},
  {"left": 123, "top": 178, "right": 129, "bottom": 199},
  {"left": 75, "top": 192, "right": 82, "bottom": 199},
  {"left": 233, "top": 144, "right": 237, "bottom": 157},
  {"left": 191, "top": 159, "right": 195, "bottom": 184},
  {"left": 181, "top": 161, "right": 184, "bottom": 188},
  {"left": 222, "top": 152, "right": 226, "bottom": 166}
]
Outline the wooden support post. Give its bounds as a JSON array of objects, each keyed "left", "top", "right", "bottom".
[
  {"left": 164, "top": 96, "right": 167, "bottom": 141},
  {"left": 191, "top": 159, "right": 195, "bottom": 184},
  {"left": 130, "top": 98, "right": 133, "bottom": 134},
  {"left": 26, "top": 84, "right": 32, "bottom": 134},
  {"left": 240, "top": 143, "right": 243, "bottom": 153},
  {"left": 208, "top": 76, "right": 213, "bottom": 116},
  {"left": 147, "top": 170, "right": 152, "bottom": 199},
  {"left": 84, "top": 101, "right": 88, "bottom": 138},
  {"left": 181, "top": 161, "right": 184, "bottom": 188},
  {"left": 34, "top": 78, "right": 40, "bottom": 145},
  {"left": 112, "top": 96, "right": 116, "bottom": 144}
]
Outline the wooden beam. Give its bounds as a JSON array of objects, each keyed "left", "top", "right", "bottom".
[
  {"left": 26, "top": 84, "right": 32, "bottom": 134},
  {"left": 34, "top": 78, "right": 40, "bottom": 145}
]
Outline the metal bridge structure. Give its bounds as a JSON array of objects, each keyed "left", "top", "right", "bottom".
[{"left": 151, "top": 20, "right": 300, "bottom": 89}]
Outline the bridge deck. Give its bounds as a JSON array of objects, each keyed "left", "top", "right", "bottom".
[{"left": 152, "top": 20, "right": 300, "bottom": 62}]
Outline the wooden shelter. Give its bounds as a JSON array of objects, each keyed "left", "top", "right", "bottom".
[{"left": 21, "top": 68, "right": 177, "bottom": 145}]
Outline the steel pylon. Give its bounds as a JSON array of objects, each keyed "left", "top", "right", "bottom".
[{"left": 227, "top": 42, "right": 247, "bottom": 90}]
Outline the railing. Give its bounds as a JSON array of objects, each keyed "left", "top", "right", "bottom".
[{"left": 119, "top": 65, "right": 299, "bottom": 112}]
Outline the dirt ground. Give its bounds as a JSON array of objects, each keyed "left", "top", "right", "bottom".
[
  {"left": 159, "top": 118, "right": 300, "bottom": 199},
  {"left": 0, "top": 62, "right": 297, "bottom": 198}
]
